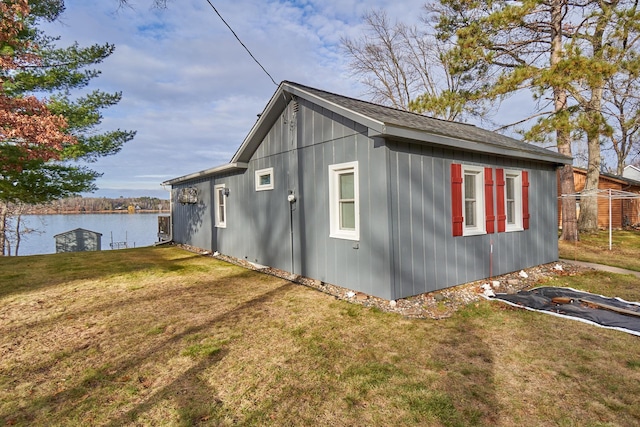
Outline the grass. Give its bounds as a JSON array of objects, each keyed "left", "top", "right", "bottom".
[
  {"left": 1, "top": 245, "right": 639, "bottom": 426},
  {"left": 559, "top": 229, "right": 640, "bottom": 271}
]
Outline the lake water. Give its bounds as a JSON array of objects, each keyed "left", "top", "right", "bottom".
[{"left": 13, "top": 213, "right": 168, "bottom": 256}]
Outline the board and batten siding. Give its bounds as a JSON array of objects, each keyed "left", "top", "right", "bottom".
[
  {"left": 386, "top": 140, "right": 559, "bottom": 300},
  {"left": 171, "top": 178, "right": 213, "bottom": 251},
  {"left": 173, "top": 99, "right": 395, "bottom": 299},
  {"left": 211, "top": 103, "right": 297, "bottom": 269},
  {"left": 295, "top": 98, "right": 394, "bottom": 299}
]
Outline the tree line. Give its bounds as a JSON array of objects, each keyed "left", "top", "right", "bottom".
[{"left": 24, "top": 196, "right": 170, "bottom": 214}]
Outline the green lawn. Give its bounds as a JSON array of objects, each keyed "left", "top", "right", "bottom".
[
  {"left": 560, "top": 229, "right": 640, "bottom": 271},
  {"left": 1, "top": 245, "right": 639, "bottom": 426}
]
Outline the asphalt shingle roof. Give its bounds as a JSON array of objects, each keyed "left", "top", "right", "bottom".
[{"left": 287, "top": 81, "right": 571, "bottom": 163}]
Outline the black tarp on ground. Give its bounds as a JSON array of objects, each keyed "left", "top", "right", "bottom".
[{"left": 492, "top": 287, "right": 640, "bottom": 336}]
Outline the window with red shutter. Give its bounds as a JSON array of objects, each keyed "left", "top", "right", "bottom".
[
  {"left": 497, "top": 168, "right": 528, "bottom": 232},
  {"left": 452, "top": 163, "right": 491, "bottom": 236}
]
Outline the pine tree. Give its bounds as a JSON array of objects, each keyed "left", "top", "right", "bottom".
[
  {"left": 0, "top": 0, "right": 135, "bottom": 254},
  {"left": 436, "top": 0, "right": 640, "bottom": 236}
]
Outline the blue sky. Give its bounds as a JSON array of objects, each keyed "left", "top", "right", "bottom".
[{"left": 42, "top": 0, "right": 525, "bottom": 199}]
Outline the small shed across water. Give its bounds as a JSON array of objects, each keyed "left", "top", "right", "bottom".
[{"left": 54, "top": 228, "right": 102, "bottom": 253}]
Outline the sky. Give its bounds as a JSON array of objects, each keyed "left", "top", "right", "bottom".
[{"left": 40, "top": 0, "right": 524, "bottom": 199}]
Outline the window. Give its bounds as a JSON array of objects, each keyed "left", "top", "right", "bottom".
[
  {"left": 329, "top": 161, "right": 359, "bottom": 241},
  {"left": 453, "top": 164, "right": 529, "bottom": 236},
  {"left": 504, "top": 170, "right": 523, "bottom": 231},
  {"left": 214, "top": 184, "right": 227, "bottom": 228},
  {"left": 462, "top": 166, "right": 485, "bottom": 236},
  {"left": 497, "top": 168, "right": 529, "bottom": 232},
  {"left": 255, "top": 167, "right": 274, "bottom": 191}
]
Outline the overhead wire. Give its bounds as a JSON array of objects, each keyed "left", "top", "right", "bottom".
[{"left": 204, "top": 0, "right": 278, "bottom": 86}]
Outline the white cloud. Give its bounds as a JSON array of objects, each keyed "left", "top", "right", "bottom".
[{"left": 39, "top": 0, "right": 529, "bottom": 199}]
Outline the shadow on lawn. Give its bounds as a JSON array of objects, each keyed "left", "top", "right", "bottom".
[
  {"left": 0, "top": 247, "right": 211, "bottom": 299},
  {"left": 1, "top": 281, "right": 296, "bottom": 426},
  {"left": 5, "top": 266, "right": 259, "bottom": 340},
  {"left": 424, "top": 317, "right": 498, "bottom": 426}
]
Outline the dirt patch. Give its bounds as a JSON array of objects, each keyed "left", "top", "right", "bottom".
[{"left": 177, "top": 244, "right": 589, "bottom": 319}]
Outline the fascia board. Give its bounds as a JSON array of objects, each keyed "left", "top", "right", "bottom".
[
  {"left": 162, "top": 162, "right": 248, "bottom": 186},
  {"left": 284, "top": 84, "right": 386, "bottom": 134},
  {"left": 380, "top": 125, "right": 573, "bottom": 165},
  {"left": 231, "top": 85, "right": 291, "bottom": 163}
]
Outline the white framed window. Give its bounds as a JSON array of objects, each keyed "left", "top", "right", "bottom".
[
  {"left": 462, "top": 165, "right": 485, "bottom": 236},
  {"left": 328, "top": 161, "right": 359, "bottom": 241},
  {"left": 504, "top": 170, "right": 523, "bottom": 231},
  {"left": 214, "top": 184, "right": 227, "bottom": 228},
  {"left": 255, "top": 167, "right": 274, "bottom": 191}
]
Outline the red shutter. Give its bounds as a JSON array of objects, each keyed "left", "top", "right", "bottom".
[
  {"left": 496, "top": 168, "right": 506, "bottom": 232},
  {"left": 522, "top": 170, "right": 530, "bottom": 229},
  {"left": 484, "top": 167, "right": 495, "bottom": 233},
  {"left": 451, "top": 164, "right": 463, "bottom": 236}
]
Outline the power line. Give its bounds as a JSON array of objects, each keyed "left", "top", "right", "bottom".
[{"left": 204, "top": 0, "right": 278, "bottom": 86}]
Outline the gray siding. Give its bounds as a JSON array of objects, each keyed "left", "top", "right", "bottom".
[
  {"left": 295, "top": 99, "right": 393, "bottom": 299},
  {"left": 211, "top": 103, "right": 297, "bottom": 270},
  {"left": 206, "top": 99, "right": 394, "bottom": 299},
  {"left": 386, "top": 141, "right": 559, "bottom": 299},
  {"left": 171, "top": 179, "right": 213, "bottom": 250}
]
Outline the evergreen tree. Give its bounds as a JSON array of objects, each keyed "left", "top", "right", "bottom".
[
  {"left": 0, "top": 0, "right": 135, "bottom": 254},
  {"left": 2, "top": 0, "right": 135, "bottom": 204},
  {"left": 435, "top": 0, "right": 640, "bottom": 236}
]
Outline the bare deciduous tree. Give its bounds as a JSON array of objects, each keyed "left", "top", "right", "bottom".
[{"left": 341, "top": 10, "right": 489, "bottom": 122}]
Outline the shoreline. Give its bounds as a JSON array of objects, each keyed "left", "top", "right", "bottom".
[{"left": 23, "top": 210, "right": 170, "bottom": 215}]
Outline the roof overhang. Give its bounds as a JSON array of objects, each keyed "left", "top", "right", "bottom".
[
  {"left": 375, "top": 125, "right": 572, "bottom": 166},
  {"left": 162, "top": 162, "right": 248, "bottom": 186},
  {"left": 573, "top": 166, "right": 640, "bottom": 187}
]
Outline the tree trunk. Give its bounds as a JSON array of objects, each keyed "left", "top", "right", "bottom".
[
  {"left": 578, "top": 122, "right": 602, "bottom": 232},
  {"left": 0, "top": 203, "right": 6, "bottom": 256},
  {"left": 558, "top": 157, "right": 578, "bottom": 241},
  {"left": 14, "top": 212, "right": 22, "bottom": 256},
  {"left": 577, "top": 4, "right": 609, "bottom": 232},
  {"left": 552, "top": 0, "right": 579, "bottom": 241}
]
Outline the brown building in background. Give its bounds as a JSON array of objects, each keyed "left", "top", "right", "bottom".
[{"left": 558, "top": 168, "right": 640, "bottom": 229}]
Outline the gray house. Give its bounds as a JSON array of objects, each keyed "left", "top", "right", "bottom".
[{"left": 163, "top": 82, "right": 571, "bottom": 300}]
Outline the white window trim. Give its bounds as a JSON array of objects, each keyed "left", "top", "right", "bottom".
[
  {"left": 504, "top": 169, "right": 524, "bottom": 232},
  {"left": 328, "top": 161, "right": 360, "bottom": 241},
  {"left": 214, "top": 184, "right": 227, "bottom": 228},
  {"left": 255, "top": 167, "right": 274, "bottom": 191},
  {"left": 462, "top": 165, "right": 486, "bottom": 236}
]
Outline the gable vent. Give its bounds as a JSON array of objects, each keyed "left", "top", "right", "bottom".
[{"left": 292, "top": 101, "right": 299, "bottom": 113}]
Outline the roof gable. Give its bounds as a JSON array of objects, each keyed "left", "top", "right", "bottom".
[{"left": 232, "top": 81, "right": 571, "bottom": 165}]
